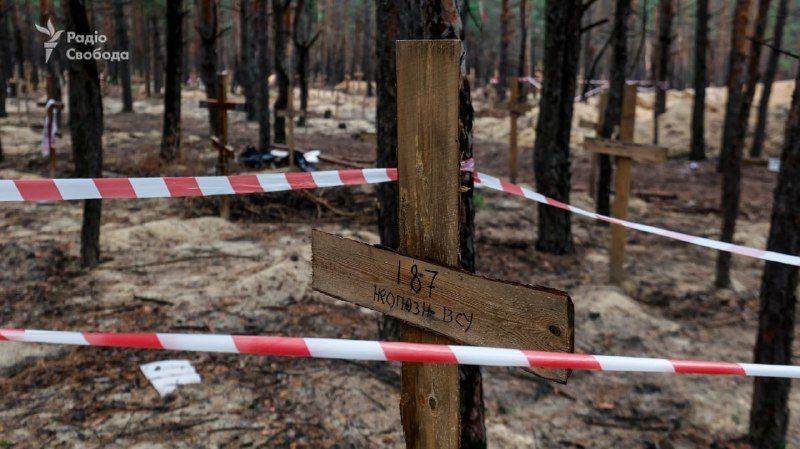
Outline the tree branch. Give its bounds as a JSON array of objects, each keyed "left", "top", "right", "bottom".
[
  {"left": 581, "top": 18, "right": 609, "bottom": 34},
  {"left": 747, "top": 36, "right": 799, "bottom": 60}
]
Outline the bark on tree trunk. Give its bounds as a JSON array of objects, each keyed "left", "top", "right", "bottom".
[
  {"left": 716, "top": 0, "right": 769, "bottom": 289},
  {"left": 652, "top": 0, "right": 672, "bottom": 144},
  {"left": 749, "top": 0, "right": 788, "bottom": 159},
  {"left": 256, "top": 0, "right": 271, "bottom": 151},
  {"left": 150, "top": 14, "right": 163, "bottom": 95},
  {"left": 361, "top": 0, "right": 373, "bottom": 98},
  {"left": 64, "top": 0, "right": 104, "bottom": 268},
  {"left": 272, "top": 0, "right": 290, "bottom": 144},
  {"left": 113, "top": 0, "right": 133, "bottom": 112},
  {"left": 0, "top": 0, "right": 9, "bottom": 118},
  {"left": 690, "top": 0, "right": 709, "bottom": 161},
  {"left": 294, "top": 0, "right": 318, "bottom": 128},
  {"left": 748, "top": 62, "right": 800, "bottom": 449},
  {"left": 596, "top": 0, "right": 631, "bottom": 216},
  {"left": 198, "top": 0, "right": 220, "bottom": 136},
  {"left": 516, "top": 0, "right": 528, "bottom": 102},
  {"left": 497, "top": 0, "right": 511, "bottom": 101},
  {"left": 160, "top": 0, "right": 183, "bottom": 162},
  {"left": 141, "top": 3, "right": 151, "bottom": 98},
  {"left": 533, "top": 0, "right": 582, "bottom": 254},
  {"left": 375, "top": 0, "right": 401, "bottom": 342},
  {"left": 239, "top": 0, "right": 256, "bottom": 121}
]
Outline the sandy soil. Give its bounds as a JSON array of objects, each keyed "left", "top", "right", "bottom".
[{"left": 0, "top": 79, "right": 798, "bottom": 448}]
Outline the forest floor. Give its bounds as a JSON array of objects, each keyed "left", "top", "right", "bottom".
[{"left": 0, "top": 80, "right": 798, "bottom": 449}]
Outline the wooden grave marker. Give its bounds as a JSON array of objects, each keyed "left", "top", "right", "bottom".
[
  {"left": 276, "top": 85, "right": 306, "bottom": 169},
  {"left": 43, "top": 99, "right": 64, "bottom": 178},
  {"left": 312, "top": 40, "right": 574, "bottom": 449},
  {"left": 198, "top": 72, "right": 245, "bottom": 219},
  {"left": 584, "top": 137, "right": 668, "bottom": 284},
  {"left": 507, "top": 78, "right": 533, "bottom": 183},
  {"left": 588, "top": 83, "right": 637, "bottom": 197}
]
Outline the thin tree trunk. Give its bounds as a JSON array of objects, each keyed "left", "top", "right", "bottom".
[
  {"left": 361, "top": 0, "right": 373, "bottom": 97},
  {"left": 239, "top": 0, "right": 256, "bottom": 120},
  {"left": 141, "top": 3, "right": 151, "bottom": 98},
  {"left": 376, "top": 0, "right": 400, "bottom": 342},
  {"left": 294, "top": 0, "right": 317, "bottom": 128},
  {"left": 256, "top": 0, "right": 270, "bottom": 151},
  {"left": 160, "top": 0, "right": 183, "bottom": 162},
  {"left": 748, "top": 62, "right": 800, "bottom": 449},
  {"left": 150, "top": 14, "right": 163, "bottom": 95},
  {"left": 113, "top": 0, "right": 133, "bottom": 112},
  {"left": 716, "top": 0, "right": 770, "bottom": 289},
  {"left": 652, "top": 0, "right": 673, "bottom": 144},
  {"left": 596, "top": 0, "right": 632, "bottom": 216},
  {"left": 0, "top": 0, "right": 9, "bottom": 118},
  {"left": 64, "top": 0, "right": 104, "bottom": 268},
  {"left": 749, "top": 0, "right": 789, "bottom": 158},
  {"left": 690, "top": 0, "right": 709, "bottom": 161},
  {"left": 198, "top": 0, "right": 220, "bottom": 136},
  {"left": 272, "top": 0, "right": 289, "bottom": 144},
  {"left": 516, "top": 0, "right": 528, "bottom": 102},
  {"left": 497, "top": 0, "right": 511, "bottom": 100},
  {"left": 533, "top": 0, "right": 582, "bottom": 254}
]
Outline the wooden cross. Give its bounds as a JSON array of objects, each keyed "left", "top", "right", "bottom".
[
  {"left": 198, "top": 72, "right": 245, "bottom": 219},
  {"left": 588, "top": 83, "right": 637, "bottom": 198},
  {"left": 506, "top": 78, "right": 533, "bottom": 184},
  {"left": 584, "top": 137, "right": 668, "bottom": 284},
  {"left": 312, "top": 40, "right": 574, "bottom": 449},
  {"left": 276, "top": 86, "right": 306, "bottom": 169}
]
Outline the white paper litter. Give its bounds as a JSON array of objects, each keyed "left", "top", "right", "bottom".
[
  {"left": 140, "top": 359, "right": 201, "bottom": 396},
  {"left": 768, "top": 158, "right": 781, "bottom": 173}
]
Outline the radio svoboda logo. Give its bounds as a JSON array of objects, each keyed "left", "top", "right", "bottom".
[{"left": 35, "top": 18, "right": 63, "bottom": 63}]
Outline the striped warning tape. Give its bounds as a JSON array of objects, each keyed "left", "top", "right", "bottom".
[
  {"left": 0, "top": 167, "right": 796, "bottom": 267},
  {"left": 1, "top": 328, "right": 797, "bottom": 378},
  {"left": 473, "top": 173, "right": 800, "bottom": 268},
  {"left": 0, "top": 168, "right": 397, "bottom": 202}
]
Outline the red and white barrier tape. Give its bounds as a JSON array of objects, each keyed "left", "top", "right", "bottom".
[
  {"left": 1, "top": 167, "right": 797, "bottom": 267},
  {"left": 1, "top": 328, "right": 798, "bottom": 378},
  {"left": 0, "top": 168, "right": 397, "bottom": 202},
  {"left": 473, "top": 173, "right": 800, "bottom": 268}
]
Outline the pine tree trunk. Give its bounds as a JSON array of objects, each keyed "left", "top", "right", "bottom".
[
  {"left": 256, "top": 0, "right": 271, "bottom": 151},
  {"left": 0, "top": 0, "right": 9, "bottom": 118},
  {"left": 497, "top": 0, "right": 511, "bottom": 100},
  {"left": 294, "top": 0, "right": 316, "bottom": 128},
  {"left": 113, "top": 0, "right": 133, "bottom": 112},
  {"left": 749, "top": 0, "right": 788, "bottom": 159},
  {"left": 198, "top": 0, "right": 220, "bottom": 136},
  {"left": 11, "top": 3, "right": 24, "bottom": 81},
  {"left": 272, "top": 0, "right": 289, "bottom": 144},
  {"left": 375, "top": 0, "right": 400, "bottom": 342},
  {"left": 690, "top": 0, "right": 709, "bottom": 161},
  {"left": 748, "top": 62, "right": 800, "bottom": 449},
  {"left": 140, "top": 3, "right": 151, "bottom": 98},
  {"left": 716, "top": 0, "right": 770, "bottom": 289},
  {"left": 64, "top": 0, "right": 104, "bottom": 268},
  {"left": 533, "top": 0, "right": 582, "bottom": 254},
  {"left": 150, "top": 14, "right": 163, "bottom": 95},
  {"left": 652, "top": 0, "right": 673, "bottom": 144},
  {"left": 596, "top": 0, "right": 631, "bottom": 216},
  {"left": 516, "top": 0, "right": 528, "bottom": 102},
  {"left": 361, "top": 0, "right": 373, "bottom": 98},
  {"left": 160, "top": 0, "right": 183, "bottom": 162}
]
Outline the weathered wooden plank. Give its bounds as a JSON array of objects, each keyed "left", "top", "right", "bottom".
[
  {"left": 397, "top": 39, "right": 461, "bottom": 449},
  {"left": 312, "top": 230, "right": 575, "bottom": 374},
  {"left": 584, "top": 137, "right": 669, "bottom": 162}
]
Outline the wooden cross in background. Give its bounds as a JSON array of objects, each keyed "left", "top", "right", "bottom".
[
  {"left": 584, "top": 137, "right": 668, "bottom": 284},
  {"left": 276, "top": 86, "right": 306, "bottom": 169},
  {"left": 507, "top": 78, "right": 533, "bottom": 184},
  {"left": 312, "top": 40, "right": 574, "bottom": 449},
  {"left": 199, "top": 72, "right": 245, "bottom": 219}
]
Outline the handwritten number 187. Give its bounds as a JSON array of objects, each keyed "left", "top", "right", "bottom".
[{"left": 397, "top": 260, "right": 438, "bottom": 297}]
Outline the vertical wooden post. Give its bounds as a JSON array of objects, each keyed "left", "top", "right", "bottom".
[
  {"left": 609, "top": 83, "right": 637, "bottom": 284},
  {"left": 609, "top": 156, "right": 631, "bottom": 284},
  {"left": 397, "top": 40, "right": 462, "bottom": 449},
  {"left": 509, "top": 78, "right": 519, "bottom": 183},
  {"left": 216, "top": 73, "right": 231, "bottom": 220}
]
